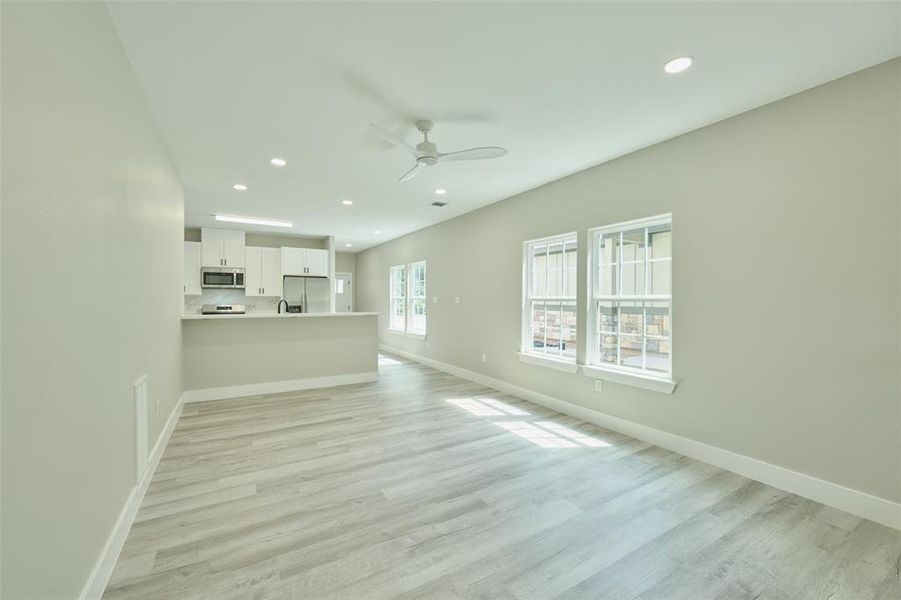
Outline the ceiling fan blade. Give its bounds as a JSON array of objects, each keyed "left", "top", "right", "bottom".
[
  {"left": 437, "top": 146, "right": 508, "bottom": 161},
  {"left": 370, "top": 123, "right": 417, "bottom": 156},
  {"left": 398, "top": 162, "right": 424, "bottom": 183}
]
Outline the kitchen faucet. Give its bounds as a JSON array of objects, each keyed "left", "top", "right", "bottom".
[{"left": 277, "top": 299, "right": 288, "bottom": 314}]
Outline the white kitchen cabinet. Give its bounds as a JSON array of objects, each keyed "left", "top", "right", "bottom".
[
  {"left": 260, "top": 247, "right": 281, "bottom": 295},
  {"left": 245, "top": 246, "right": 282, "bottom": 297},
  {"left": 184, "top": 241, "right": 202, "bottom": 296},
  {"left": 201, "top": 228, "right": 245, "bottom": 268},
  {"left": 281, "top": 247, "right": 329, "bottom": 277},
  {"left": 305, "top": 249, "right": 329, "bottom": 277}
]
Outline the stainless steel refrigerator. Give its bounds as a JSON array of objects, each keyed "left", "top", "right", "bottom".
[{"left": 283, "top": 276, "right": 331, "bottom": 313}]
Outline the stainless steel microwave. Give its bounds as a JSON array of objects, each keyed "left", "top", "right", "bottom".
[{"left": 201, "top": 267, "right": 245, "bottom": 289}]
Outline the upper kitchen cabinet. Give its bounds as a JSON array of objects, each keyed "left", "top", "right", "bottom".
[
  {"left": 281, "top": 247, "right": 328, "bottom": 277},
  {"left": 245, "top": 246, "right": 282, "bottom": 297},
  {"left": 184, "top": 241, "right": 202, "bottom": 296},
  {"left": 201, "top": 228, "right": 245, "bottom": 268}
]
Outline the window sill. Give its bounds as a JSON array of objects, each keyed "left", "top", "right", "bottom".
[
  {"left": 517, "top": 352, "right": 579, "bottom": 373},
  {"left": 581, "top": 364, "right": 677, "bottom": 394}
]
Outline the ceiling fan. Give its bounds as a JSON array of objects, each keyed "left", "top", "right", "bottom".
[{"left": 371, "top": 120, "right": 508, "bottom": 182}]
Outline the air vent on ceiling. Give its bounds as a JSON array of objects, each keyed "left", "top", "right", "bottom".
[{"left": 431, "top": 201, "right": 447, "bottom": 207}]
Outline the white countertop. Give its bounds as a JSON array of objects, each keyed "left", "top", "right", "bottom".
[{"left": 182, "top": 312, "right": 378, "bottom": 321}]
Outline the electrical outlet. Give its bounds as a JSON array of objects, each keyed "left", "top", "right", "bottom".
[
  {"left": 594, "top": 380, "right": 603, "bottom": 393},
  {"left": 481, "top": 353, "right": 487, "bottom": 363}
]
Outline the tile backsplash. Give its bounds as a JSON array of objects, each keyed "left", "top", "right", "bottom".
[{"left": 184, "top": 290, "right": 281, "bottom": 315}]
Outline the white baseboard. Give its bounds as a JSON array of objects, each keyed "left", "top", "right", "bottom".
[
  {"left": 181, "top": 371, "right": 379, "bottom": 403},
  {"left": 380, "top": 344, "right": 901, "bottom": 531},
  {"left": 79, "top": 394, "right": 185, "bottom": 600}
]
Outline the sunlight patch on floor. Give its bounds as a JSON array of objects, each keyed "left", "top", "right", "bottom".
[{"left": 496, "top": 421, "right": 579, "bottom": 448}]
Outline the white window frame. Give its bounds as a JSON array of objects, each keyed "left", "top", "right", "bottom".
[
  {"left": 585, "top": 214, "right": 675, "bottom": 392},
  {"left": 407, "top": 260, "right": 427, "bottom": 336},
  {"left": 388, "top": 264, "right": 406, "bottom": 333},
  {"left": 520, "top": 232, "right": 579, "bottom": 372},
  {"left": 388, "top": 261, "right": 427, "bottom": 337}
]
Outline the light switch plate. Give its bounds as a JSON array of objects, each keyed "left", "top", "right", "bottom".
[
  {"left": 432, "top": 296, "right": 438, "bottom": 304},
  {"left": 594, "top": 380, "right": 603, "bottom": 393},
  {"left": 454, "top": 296, "right": 461, "bottom": 304}
]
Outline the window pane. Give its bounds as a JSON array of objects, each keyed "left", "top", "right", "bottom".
[
  {"left": 599, "top": 233, "right": 618, "bottom": 264},
  {"left": 648, "top": 226, "right": 671, "bottom": 260},
  {"left": 599, "top": 263, "right": 617, "bottom": 296},
  {"left": 646, "top": 337, "right": 670, "bottom": 373},
  {"left": 389, "top": 298, "right": 405, "bottom": 330},
  {"left": 618, "top": 301, "right": 643, "bottom": 338},
  {"left": 560, "top": 303, "right": 577, "bottom": 360},
  {"left": 597, "top": 300, "right": 616, "bottom": 333},
  {"left": 648, "top": 259, "right": 671, "bottom": 295},
  {"left": 547, "top": 242, "right": 563, "bottom": 297},
  {"left": 598, "top": 332, "right": 617, "bottom": 365},
  {"left": 645, "top": 301, "right": 670, "bottom": 339},
  {"left": 618, "top": 335, "right": 643, "bottom": 369},
  {"left": 532, "top": 301, "right": 576, "bottom": 357},
  {"left": 410, "top": 298, "right": 426, "bottom": 333},
  {"left": 564, "top": 245, "right": 577, "bottom": 297},
  {"left": 620, "top": 261, "right": 645, "bottom": 295},
  {"left": 531, "top": 244, "right": 547, "bottom": 297},
  {"left": 618, "top": 229, "right": 646, "bottom": 262},
  {"left": 530, "top": 300, "right": 547, "bottom": 351}
]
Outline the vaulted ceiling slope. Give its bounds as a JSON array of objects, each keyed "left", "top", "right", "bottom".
[{"left": 107, "top": 1, "right": 901, "bottom": 250}]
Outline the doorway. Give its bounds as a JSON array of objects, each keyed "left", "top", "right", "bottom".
[{"left": 335, "top": 272, "right": 353, "bottom": 312}]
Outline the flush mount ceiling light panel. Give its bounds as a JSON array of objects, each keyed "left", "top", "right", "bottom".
[
  {"left": 664, "top": 55, "right": 694, "bottom": 74},
  {"left": 232, "top": 183, "right": 248, "bottom": 191},
  {"left": 269, "top": 157, "right": 287, "bottom": 167},
  {"left": 214, "top": 214, "right": 293, "bottom": 228},
  {"left": 371, "top": 120, "right": 508, "bottom": 183}
]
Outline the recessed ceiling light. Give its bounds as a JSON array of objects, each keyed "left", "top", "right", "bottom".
[
  {"left": 342, "top": 200, "right": 353, "bottom": 206},
  {"left": 373, "top": 230, "right": 381, "bottom": 234},
  {"left": 270, "top": 157, "right": 287, "bottom": 167},
  {"left": 214, "top": 214, "right": 292, "bottom": 228},
  {"left": 434, "top": 188, "right": 447, "bottom": 195},
  {"left": 233, "top": 183, "right": 247, "bottom": 191},
  {"left": 664, "top": 56, "right": 693, "bottom": 74},
  {"left": 344, "top": 243, "right": 353, "bottom": 248}
]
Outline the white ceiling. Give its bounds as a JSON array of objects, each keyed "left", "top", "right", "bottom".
[{"left": 107, "top": 1, "right": 901, "bottom": 251}]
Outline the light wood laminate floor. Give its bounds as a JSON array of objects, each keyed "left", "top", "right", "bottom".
[{"left": 104, "top": 354, "right": 901, "bottom": 600}]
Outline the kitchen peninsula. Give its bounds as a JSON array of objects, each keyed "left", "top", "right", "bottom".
[{"left": 181, "top": 312, "right": 379, "bottom": 401}]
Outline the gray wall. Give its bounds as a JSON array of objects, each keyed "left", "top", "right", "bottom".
[
  {"left": 356, "top": 59, "right": 901, "bottom": 504},
  {"left": 1, "top": 3, "right": 184, "bottom": 597}
]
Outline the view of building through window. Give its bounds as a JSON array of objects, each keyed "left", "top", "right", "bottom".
[{"left": 524, "top": 233, "right": 577, "bottom": 361}]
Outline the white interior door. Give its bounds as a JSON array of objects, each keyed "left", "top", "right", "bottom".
[{"left": 335, "top": 272, "right": 352, "bottom": 312}]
